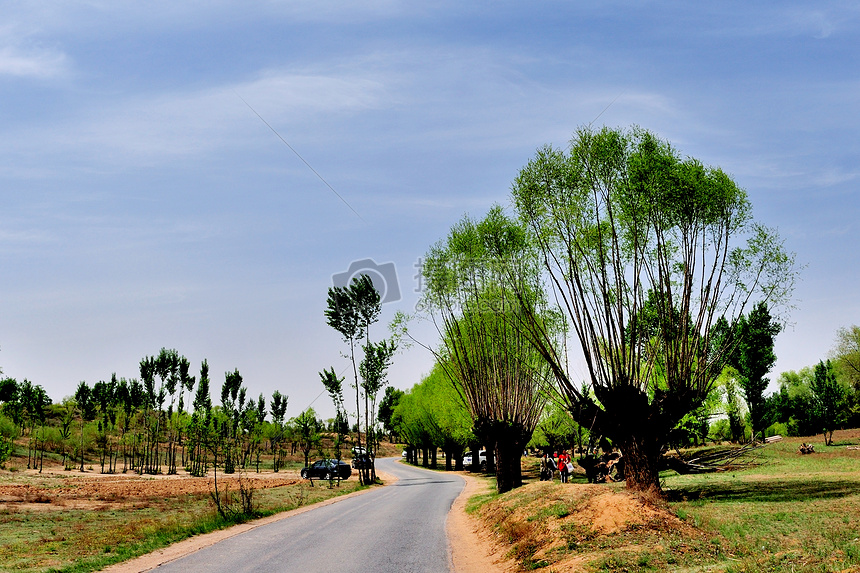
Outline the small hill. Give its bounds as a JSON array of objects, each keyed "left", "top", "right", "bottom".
[{"left": 473, "top": 480, "right": 702, "bottom": 571}]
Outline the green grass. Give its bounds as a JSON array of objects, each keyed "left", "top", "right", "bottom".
[
  {"left": 661, "top": 436, "right": 860, "bottom": 573},
  {"left": 464, "top": 476, "right": 499, "bottom": 515}
]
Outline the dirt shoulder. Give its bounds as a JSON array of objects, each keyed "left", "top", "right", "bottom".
[
  {"left": 447, "top": 472, "right": 518, "bottom": 573},
  {"left": 99, "top": 469, "right": 396, "bottom": 573}
]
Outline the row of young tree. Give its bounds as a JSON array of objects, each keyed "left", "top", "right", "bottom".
[
  {"left": 415, "top": 124, "right": 799, "bottom": 494},
  {"left": 0, "top": 349, "right": 345, "bottom": 476}
]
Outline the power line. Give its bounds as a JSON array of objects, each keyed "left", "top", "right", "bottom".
[
  {"left": 589, "top": 89, "right": 626, "bottom": 127},
  {"left": 234, "top": 90, "right": 365, "bottom": 223}
]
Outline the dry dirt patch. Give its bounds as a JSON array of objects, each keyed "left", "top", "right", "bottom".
[
  {"left": 0, "top": 468, "right": 302, "bottom": 512},
  {"left": 451, "top": 477, "right": 698, "bottom": 572}
]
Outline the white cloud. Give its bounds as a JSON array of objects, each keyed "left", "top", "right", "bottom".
[
  {"left": 0, "top": 44, "right": 69, "bottom": 78},
  {"left": 0, "top": 65, "right": 392, "bottom": 175},
  {"left": 714, "top": 3, "right": 860, "bottom": 39}
]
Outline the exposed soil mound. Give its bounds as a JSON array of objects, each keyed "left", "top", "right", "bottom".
[{"left": 477, "top": 481, "right": 698, "bottom": 570}]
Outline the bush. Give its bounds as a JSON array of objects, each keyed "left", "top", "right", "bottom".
[
  {"left": 708, "top": 419, "right": 731, "bottom": 442},
  {"left": 765, "top": 422, "right": 788, "bottom": 438}
]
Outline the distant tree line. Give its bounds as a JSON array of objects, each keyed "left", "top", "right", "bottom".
[{"left": 0, "top": 348, "right": 347, "bottom": 475}]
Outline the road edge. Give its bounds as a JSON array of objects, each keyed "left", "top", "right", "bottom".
[{"left": 446, "top": 471, "right": 517, "bottom": 573}]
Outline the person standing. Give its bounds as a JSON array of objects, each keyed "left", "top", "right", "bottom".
[{"left": 558, "top": 451, "right": 570, "bottom": 483}]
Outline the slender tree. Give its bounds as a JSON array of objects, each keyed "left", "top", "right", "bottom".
[
  {"left": 325, "top": 274, "right": 387, "bottom": 484},
  {"left": 732, "top": 302, "right": 781, "bottom": 442},
  {"left": 269, "top": 390, "right": 288, "bottom": 472},
  {"left": 811, "top": 360, "right": 846, "bottom": 446},
  {"left": 320, "top": 367, "right": 348, "bottom": 462},
  {"left": 359, "top": 339, "right": 396, "bottom": 480},
  {"left": 220, "top": 369, "right": 245, "bottom": 474},
  {"left": 293, "top": 408, "right": 321, "bottom": 469},
  {"left": 188, "top": 360, "right": 212, "bottom": 477},
  {"left": 75, "top": 381, "right": 96, "bottom": 471}
]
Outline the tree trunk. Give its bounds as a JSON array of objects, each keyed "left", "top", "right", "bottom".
[
  {"left": 494, "top": 438, "right": 524, "bottom": 494},
  {"left": 616, "top": 434, "right": 662, "bottom": 493}
]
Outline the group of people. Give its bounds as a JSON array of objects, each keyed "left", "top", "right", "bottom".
[
  {"left": 539, "top": 448, "right": 626, "bottom": 483},
  {"left": 540, "top": 451, "right": 574, "bottom": 482}
]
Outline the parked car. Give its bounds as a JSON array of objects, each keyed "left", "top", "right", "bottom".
[
  {"left": 300, "top": 459, "right": 352, "bottom": 480},
  {"left": 351, "top": 446, "right": 370, "bottom": 457},
  {"left": 462, "top": 450, "right": 487, "bottom": 470}
]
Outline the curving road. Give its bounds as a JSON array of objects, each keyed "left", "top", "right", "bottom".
[{"left": 152, "top": 458, "right": 465, "bottom": 573}]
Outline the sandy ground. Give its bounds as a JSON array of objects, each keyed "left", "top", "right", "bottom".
[
  {"left": 447, "top": 472, "right": 517, "bottom": 573},
  {"left": 0, "top": 468, "right": 304, "bottom": 512}
]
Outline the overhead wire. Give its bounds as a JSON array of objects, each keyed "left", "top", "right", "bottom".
[{"left": 234, "top": 90, "right": 366, "bottom": 224}]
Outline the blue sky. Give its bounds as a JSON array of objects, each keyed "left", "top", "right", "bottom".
[{"left": 1, "top": 1, "right": 858, "bottom": 419}]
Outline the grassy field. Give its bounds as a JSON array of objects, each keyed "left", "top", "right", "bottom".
[{"left": 467, "top": 430, "right": 860, "bottom": 572}]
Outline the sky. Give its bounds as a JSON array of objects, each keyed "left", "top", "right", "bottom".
[{"left": 1, "top": 1, "right": 858, "bottom": 420}]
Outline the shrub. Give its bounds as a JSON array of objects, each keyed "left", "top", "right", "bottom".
[{"left": 764, "top": 422, "right": 787, "bottom": 438}]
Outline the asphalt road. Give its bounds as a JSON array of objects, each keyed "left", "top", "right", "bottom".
[{"left": 152, "top": 458, "right": 465, "bottom": 573}]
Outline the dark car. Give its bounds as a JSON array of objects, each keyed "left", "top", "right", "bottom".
[{"left": 300, "top": 459, "right": 352, "bottom": 480}]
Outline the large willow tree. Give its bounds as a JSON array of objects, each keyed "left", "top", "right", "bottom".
[
  {"left": 511, "top": 125, "right": 797, "bottom": 492},
  {"left": 422, "top": 206, "right": 559, "bottom": 493}
]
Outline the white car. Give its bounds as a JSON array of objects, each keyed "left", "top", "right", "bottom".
[{"left": 462, "top": 450, "right": 487, "bottom": 469}]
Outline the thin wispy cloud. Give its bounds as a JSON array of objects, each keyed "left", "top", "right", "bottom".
[
  {"left": 0, "top": 45, "right": 68, "bottom": 78},
  {"left": 0, "top": 67, "right": 392, "bottom": 173}
]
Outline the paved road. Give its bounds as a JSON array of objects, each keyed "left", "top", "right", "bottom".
[{"left": 152, "top": 458, "right": 465, "bottom": 573}]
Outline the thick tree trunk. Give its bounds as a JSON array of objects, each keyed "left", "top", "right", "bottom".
[
  {"left": 616, "top": 434, "right": 662, "bottom": 493},
  {"left": 494, "top": 438, "right": 524, "bottom": 494},
  {"left": 492, "top": 421, "right": 531, "bottom": 494}
]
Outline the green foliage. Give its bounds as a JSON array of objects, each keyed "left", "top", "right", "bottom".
[
  {"left": 325, "top": 273, "right": 393, "bottom": 484},
  {"left": 529, "top": 403, "right": 586, "bottom": 453},
  {"left": 774, "top": 367, "right": 818, "bottom": 436},
  {"left": 720, "top": 368, "right": 748, "bottom": 443},
  {"left": 377, "top": 386, "right": 404, "bottom": 439},
  {"left": 764, "top": 421, "right": 788, "bottom": 438},
  {"left": 360, "top": 339, "right": 396, "bottom": 399},
  {"left": 0, "top": 412, "right": 16, "bottom": 466},
  {"left": 292, "top": 408, "right": 322, "bottom": 467},
  {"left": 731, "top": 302, "right": 781, "bottom": 441},
  {"left": 510, "top": 125, "right": 798, "bottom": 491},
  {"left": 422, "top": 206, "right": 555, "bottom": 491},
  {"left": 831, "top": 324, "right": 860, "bottom": 389},
  {"left": 811, "top": 359, "right": 847, "bottom": 445},
  {"left": 393, "top": 365, "right": 474, "bottom": 466}
]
